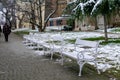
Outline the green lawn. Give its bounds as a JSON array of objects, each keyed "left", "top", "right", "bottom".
[
  {"left": 111, "top": 28, "right": 120, "bottom": 32},
  {"left": 13, "top": 31, "right": 29, "bottom": 37},
  {"left": 67, "top": 36, "right": 120, "bottom": 45}
]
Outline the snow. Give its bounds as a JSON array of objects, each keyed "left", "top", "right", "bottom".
[
  {"left": 72, "top": 0, "right": 96, "bottom": 15},
  {"left": 22, "top": 28, "right": 120, "bottom": 72},
  {"left": 67, "top": 0, "right": 77, "bottom": 4},
  {"left": 91, "top": 0, "right": 103, "bottom": 15},
  {"left": 79, "top": 3, "right": 84, "bottom": 14},
  {"left": 0, "top": 11, "right": 6, "bottom": 25},
  {"left": 96, "top": 27, "right": 120, "bottom": 34},
  {"left": 84, "top": 0, "right": 95, "bottom": 6},
  {"left": 71, "top": 0, "right": 103, "bottom": 15},
  {"left": 12, "top": 26, "right": 64, "bottom": 32},
  {"left": 12, "top": 27, "right": 38, "bottom": 32},
  {"left": 72, "top": 3, "right": 84, "bottom": 14},
  {"left": 12, "top": 28, "right": 30, "bottom": 32}
]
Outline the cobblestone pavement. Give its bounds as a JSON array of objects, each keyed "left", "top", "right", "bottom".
[{"left": 0, "top": 33, "right": 109, "bottom": 80}]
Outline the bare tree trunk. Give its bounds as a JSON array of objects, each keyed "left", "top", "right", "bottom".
[
  {"left": 38, "top": 0, "right": 43, "bottom": 32},
  {"left": 18, "top": 14, "right": 25, "bottom": 28},
  {"left": 30, "top": 1, "right": 35, "bottom": 30},
  {"left": 42, "top": 0, "right": 59, "bottom": 31},
  {"left": 94, "top": 16, "right": 99, "bottom": 30},
  {"left": 103, "top": 14, "right": 108, "bottom": 42}
]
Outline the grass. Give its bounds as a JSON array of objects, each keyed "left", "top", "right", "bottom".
[
  {"left": 105, "top": 68, "right": 120, "bottom": 79},
  {"left": 13, "top": 31, "right": 29, "bottom": 37},
  {"left": 66, "top": 39, "right": 76, "bottom": 44},
  {"left": 51, "top": 54, "right": 111, "bottom": 79},
  {"left": 63, "top": 58, "right": 120, "bottom": 79},
  {"left": 83, "top": 37, "right": 120, "bottom": 45},
  {"left": 101, "top": 39, "right": 120, "bottom": 45},
  {"left": 67, "top": 36, "right": 120, "bottom": 45},
  {"left": 83, "top": 36, "right": 105, "bottom": 41},
  {"left": 111, "top": 28, "right": 120, "bottom": 32},
  {"left": 49, "top": 52, "right": 120, "bottom": 79}
]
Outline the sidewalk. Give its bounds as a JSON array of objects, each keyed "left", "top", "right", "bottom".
[{"left": 0, "top": 33, "right": 109, "bottom": 80}]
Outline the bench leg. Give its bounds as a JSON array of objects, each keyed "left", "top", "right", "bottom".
[
  {"left": 37, "top": 44, "right": 41, "bottom": 51},
  {"left": 43, "top": 47, "right": 47, "bottom": 55},
  {"left": 94, "top": 61, "right": 100, "bottom": 74},
  {"left": 50, "top": 49, "right": 55, "bottom": 60},
  {"left": 78, "top": 62, "right": 86, "bottom": 76},
  {"left": 51, "top": 52, "right": 53, "bottom": 60},
  {"left": 61, "top": 54, "right": 64, "bottom": 65}
]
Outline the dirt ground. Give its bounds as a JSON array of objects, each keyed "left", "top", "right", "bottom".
[{"left": 0, "top": 33, "right": 110, "bottom": 80}]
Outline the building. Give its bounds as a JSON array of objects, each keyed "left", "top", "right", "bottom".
[
  {"left": 16, "top": 0, "right": 69, "bottom": 29},
  {"left": 16, "top": 0, "right": 45, "bottom": 29},
  {"left": 16, "top": 0, "right": 30, "bottom": 28},
  {"left": 46, "top": 0, "right": 69, "bottom": 27},
  {"left": 0, "top": 0, "right": 16, "bottom": 29}
]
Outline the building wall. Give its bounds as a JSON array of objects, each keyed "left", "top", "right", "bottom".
[
  {"left": 45, "top": 0, "right": 53, "bottom": 19},
  {"left": 45, "top": 0, "right": 68, "bottom": 27},
  {"left": 45, "top": 0, "right": 67, "bottom": 18},
  {"left": 47, "top": 17, "right": 68, "bottom": 27},
  {"left": 74, "top": 14, "right": 120, "bottom": 31},
  {"left": 66, "top": 0, "right": 74, "bottom": 3},
  {"left": 56, "top": 0, "right": 67, "bottom": 17},
  {"left": 16, "top": 1, "right": 30, "bottom": 28},
  {"left": 16, "top": 0, "right": 45, "bottom": 29}
]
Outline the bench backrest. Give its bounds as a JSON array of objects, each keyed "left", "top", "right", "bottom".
[
  {"left": 51, "top": 34, "right": 64, "bottom": 42},
  {"left": 49, "top": 34, "right": 65, "bottom": 49},
  {"left": 75, "top": 38, "right": 100, "bottom": 52}
]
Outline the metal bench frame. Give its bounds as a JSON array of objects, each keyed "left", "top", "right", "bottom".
[{"left": 74, "top": 38, "right": 100, "bottom": 76}]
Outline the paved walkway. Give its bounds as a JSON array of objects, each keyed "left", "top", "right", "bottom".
[{"left": 0, "top": 33, "right": 109, "bottom": 80}]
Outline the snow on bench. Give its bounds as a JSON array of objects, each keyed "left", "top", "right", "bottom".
[
  {"left": 42, "top": 34, "right": 101, "bottom": 76},
  {"left": 61, "top": 38, "right": 101, "bottom": 76},
  {"left": 23, "top": 33, "right": 101, "bottom": 76}
]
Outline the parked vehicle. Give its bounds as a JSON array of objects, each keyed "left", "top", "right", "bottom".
[{"left": 63, "top": 25, "right": 73, "bottom": 31}]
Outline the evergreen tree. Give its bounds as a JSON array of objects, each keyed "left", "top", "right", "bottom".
[{"left": 65, "top": 0, "right": 120, "bottom": 42}]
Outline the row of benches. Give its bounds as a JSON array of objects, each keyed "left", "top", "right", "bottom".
[{"left": 23, "top": 33, "right": 102, "bottom": 76}]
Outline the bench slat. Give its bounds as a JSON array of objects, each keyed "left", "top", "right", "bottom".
[{"left": 75, "top": 38, "right": 99, "bottom": 48}]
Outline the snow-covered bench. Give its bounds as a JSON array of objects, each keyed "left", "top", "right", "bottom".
[
  {"left": 43, "top": 34, "right": 101, "bottom": 76},
  {"left": 45, "top": 34, "right": 65, "bottom": 60},
  {"left": 23, "top": 33, "right": 101, "bottom": 76},
  {"left": 42, "top": 34, "right": 101, "bottom": 76},
  {"left": 61, "top": 38, "right": 101, "bottom": 76},
  {"left": 23, "top": 33, "right": 49, "bottom": 50}
]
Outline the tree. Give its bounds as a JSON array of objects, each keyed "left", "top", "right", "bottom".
[
  {"left": 91, "top": 0, "right": 120, "bottom": 42},
  {"left": 43, "top": 0, "right": 59, "bottom": 31},
  {"left": 24, "top": 0, "right": 59, "bottom": 32},
  {"left": 90, "top": 0, "right": 109, "bottom": 42},
  {"left": 0, "top": 0, "right": 60, "bottom": 31},
  {"left": 0, "top": 0, "right": 16, "bottom": 29},
  {"left": 15, "top": 1, "right": 31, "bottom": 28},
  {"left": 65, "top": 0, "right": 120, "bottom": 42}
]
